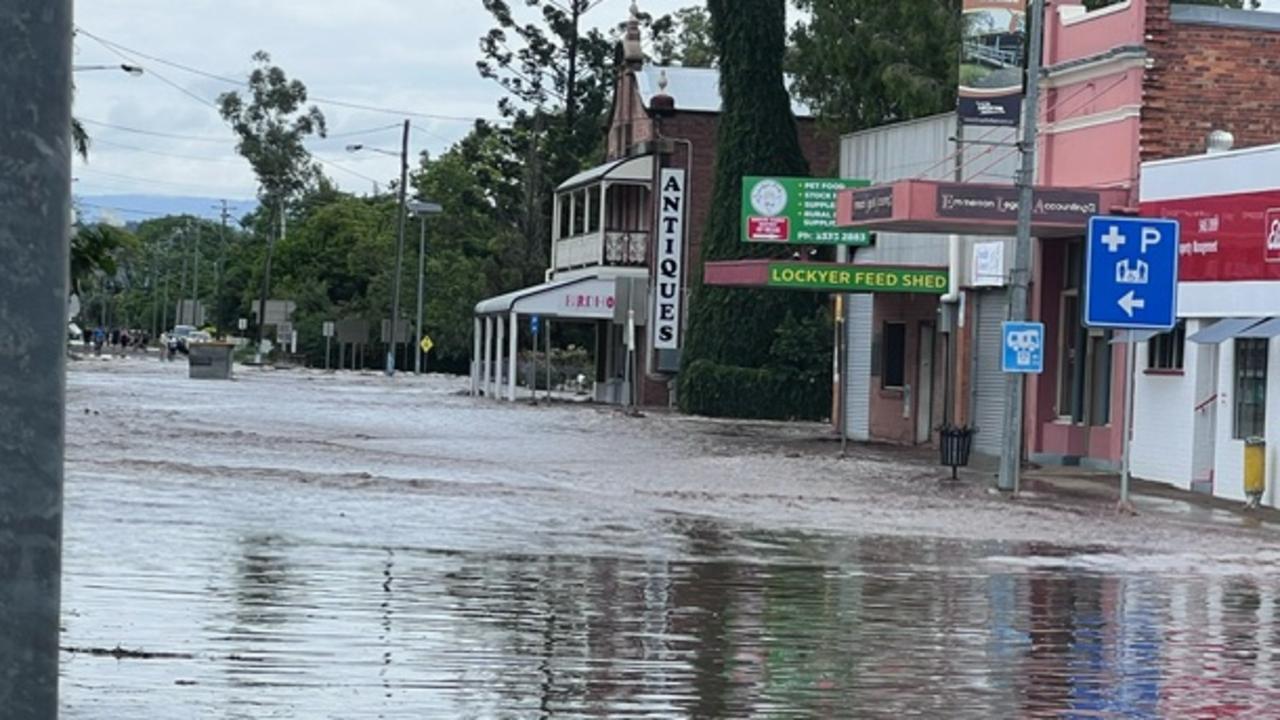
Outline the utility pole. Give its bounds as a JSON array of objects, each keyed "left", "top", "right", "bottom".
[
  {"left": 998, "top": 0, "right": 1046, "bottom": 494},
  {"left": 0, "top": 1, "right": 72, "bottom": 716},
  {"left": 415, "top": 215, "right": 427, "bottom": 374},
  {"left": 387, "top": 119, "right": 410, "bottom": 377},
  {"left": 191, "top": 222, "right": 200, "bottom": 326},
  {"left": 255, "top": 199, "right": 284, "bottom": 361},
  {"left": 214, "top": 199, "right": 229, "bottom": 329}
]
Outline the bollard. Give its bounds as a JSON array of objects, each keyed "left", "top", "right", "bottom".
[{"left": 1244, "top": 437, "right": 1266, "bottom": 510}]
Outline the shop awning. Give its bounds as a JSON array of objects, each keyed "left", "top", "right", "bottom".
[
  {"left": 1110, "top": 329, "right": 1162, "bottom": 344},
  {"left": 474, "top": 275, "right": 619, "bottom": 320},
  {"left": 1187, "top": 318, "right": 1267, "bottom": 344},
  {"left": 834, "top": 180, "right": 1131, "bottom": 238},
  {"left": 1238, "top": 317, "right": 1280, "bottom": 339},
  {"left": 556, "top": 154, "right": 653, "bottom": 192}
]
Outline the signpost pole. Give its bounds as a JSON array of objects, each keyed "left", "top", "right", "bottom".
[
  {"left": 0, "top": 3, "right": 71, "bottom": 714},
  {"left": 1120, "top": 336, "right": 1136, "bottom": 506},
  {"left": 545, "top": 319, "right": 552, "bottom": 402},
  {"left": 998, "top": 0, "right": 1045, "bottom": 495}
]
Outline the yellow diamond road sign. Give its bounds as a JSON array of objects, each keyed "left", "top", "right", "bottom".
[{"left": 420, "top": 335, "right": 434, "bottom": 354}]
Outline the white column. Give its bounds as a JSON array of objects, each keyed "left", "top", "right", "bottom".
[
  {"left": 472, "top": 316, "right": 482, "bottom": 396},
  {"left": 484, "top": 315, "right": 495, "bottom": 398},
  {"left": 494, "top": 316, "right": 504, "bottom": 399},
  {"left": 507, "top": 310, "right": 519, "bottom": 402}
]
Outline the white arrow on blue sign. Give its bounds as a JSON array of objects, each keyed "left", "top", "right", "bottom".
[
  {"left": 1084, "top": 216, "right": 1180, "bottom": 330},
  {"left": 1002, "top": 321, "right": 1045, "bottom": 374}
]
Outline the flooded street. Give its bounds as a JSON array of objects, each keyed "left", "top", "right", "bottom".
[{"left": 61, "top": 359, "right": 1280, "bottom": 718}]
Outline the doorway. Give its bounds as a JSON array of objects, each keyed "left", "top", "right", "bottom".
[
  {"left": 1190, "top": 342, "right": 1219, "bottom": 494},
  {"left": 917, "top": 323, "right": 936, "bottom": 444}
]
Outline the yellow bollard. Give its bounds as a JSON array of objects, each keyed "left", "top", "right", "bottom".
[{"left": 1244, "top": 438, "right": 1266, "bottom": 509}]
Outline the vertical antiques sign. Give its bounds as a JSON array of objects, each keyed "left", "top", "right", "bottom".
[
  {"left": 958, "top": 0, "right": 1027, "bottom": 127},
  {"left": 652, "top": 168, "right": 686, "bottom": 350}
]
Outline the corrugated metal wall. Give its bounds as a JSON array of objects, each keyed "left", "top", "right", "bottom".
[
  {"left": 845, "top": 294, "right": 873, "bottom": 441},
  {"left": 839, "top": 112, "right": 1020, "bottom": 275},
  {"left": 973, "top": 290, "right": 1009, "bottom": 457}
]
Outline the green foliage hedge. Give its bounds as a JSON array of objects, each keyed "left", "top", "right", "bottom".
[{"left": 681, "top": 360, "right": 828, "bottom": 421}]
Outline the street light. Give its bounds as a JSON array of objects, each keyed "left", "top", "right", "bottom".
[
  {"left": 73, "top": 63, "right": 143, "bottom": 76},
  {"left": 345, "top": 143, "right": 398, "bottom": 157},
  {"left": 407, "top": 199, "right": 443, "bottom": 374},
  {"left": 350, "top": 122, "right": 411, "bottom": 376}
]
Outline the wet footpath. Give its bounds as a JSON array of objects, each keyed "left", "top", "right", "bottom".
[{"left": 61, "top": 359, "right": 1280, "bottom": 718}]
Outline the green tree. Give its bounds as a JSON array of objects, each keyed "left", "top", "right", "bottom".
[
  {"left": 678, "top": 0, "right": 831, "bottom": 420},
  {"left": 651, "top": 6, "right": 718, "bottom": 67},
  {"left": 790, "top": 0, "right": 961, "bottom": 132},
  {"left": 217, "top": 51, "right": 327, "bottom": 346}
]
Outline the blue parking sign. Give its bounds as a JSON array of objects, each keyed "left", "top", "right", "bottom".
[
  {"left": 1085, "top": 216, "right": 1179, "bottom": 330},
  {"left": 1002, "top": 322, "right": 1045, "bottom": 374}
]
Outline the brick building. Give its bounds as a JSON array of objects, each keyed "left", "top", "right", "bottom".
[
  {"left": 833, "top": 0, "right": 1280, "bottom": 469},
  {"left": 472, "top": 7, "right": 835, "bottom": 406}
]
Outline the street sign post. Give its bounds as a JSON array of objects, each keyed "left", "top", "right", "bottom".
[
  {"left": 530, "top": 315, "right": 540, "bottom": 337},
  {"left": 1085, "top": 216, "right": 1181, "bottom": 509},
  {"left": 1001, "top": 322, "right": 1045, "bottom": 374}
]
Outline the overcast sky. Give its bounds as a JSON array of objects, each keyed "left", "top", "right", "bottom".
[
  {"left": 72, "top": 0, "right": 706, "bottom": 205},
  {"left": 74, "top": 0, "right": 1280, "bottom": 207}
]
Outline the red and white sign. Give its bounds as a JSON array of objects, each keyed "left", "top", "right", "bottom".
[
  {"left": 1141, "top": 190, "right": 1280, "bottom": 282},
  {"left": 747, "top": 216, "right": 790, "bottom": 242}
]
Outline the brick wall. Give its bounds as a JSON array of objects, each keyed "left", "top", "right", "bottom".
[
  {"left": 1143, "top": 1, "right": 1280, "bottom": 160},
  {"left": 653, "top": 112, "right": 836, "bottom": 280}
]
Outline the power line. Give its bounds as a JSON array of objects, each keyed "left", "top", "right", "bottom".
[
  {"left": 78, "top": 118, "right": 230, "bottom": 143},
  {"left": 75, "top": 27, "right": 503, "bottom": 124},
  {"left": 76, "top": 200, "right": 180, "bottom": 218},
  {"left": 78, "top": 167, "right": 234, "bottom": 192},
  {"left": 87, "top": 137, "right": 244, "bottom": 164}
]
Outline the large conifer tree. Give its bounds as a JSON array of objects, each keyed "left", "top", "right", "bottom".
[{"left": 678, "top": 0, "right": 830, "bottom": 420}]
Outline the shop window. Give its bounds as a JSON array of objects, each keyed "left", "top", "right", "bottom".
[
  {"left": 882, "top": 322, "right": 906, "bottom": 389},
  {"left": 1055, "top": 241, "right": 1112, "bottom": 425},
  {"left": 1147, "top": 321, "right": 1186, "bottom": 371},
  {"left": 1234, "top": 338, "right": 1269, "bottom": 440}
]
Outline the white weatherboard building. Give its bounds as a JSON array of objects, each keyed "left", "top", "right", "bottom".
[{"left": 1130, "top": 142, "right": 1280, "bottom": 504}]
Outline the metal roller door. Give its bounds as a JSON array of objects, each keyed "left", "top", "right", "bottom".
[
  {"left": 972, "top": 291, "right": 1009, "bottom": 457},
  {"left": 844, "top": 294, "right": 874, "bottom": 441}
]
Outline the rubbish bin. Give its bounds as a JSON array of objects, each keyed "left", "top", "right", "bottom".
[
  {"left": 1244, "top": 436, "right": 1266, "bottom": 509},
  {"left": 939, "top": 425, "right": 975, "bottom": 480},
  {"left": 188, "top": 342, "right": 235, "bottom": 380}
]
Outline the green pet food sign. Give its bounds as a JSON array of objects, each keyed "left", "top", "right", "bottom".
[{"left": 741, "top": 176, "right": 871, "bottom": 246}]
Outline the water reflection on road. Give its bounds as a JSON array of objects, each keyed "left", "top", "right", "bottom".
[
  {"left": 61, "top": 470, "right": 1280, "bottom": 718},
  {"left": 58, "top": 364, "right": 1280, "bottom": 717}
]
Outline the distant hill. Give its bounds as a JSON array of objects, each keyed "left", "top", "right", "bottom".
[{"left": 75, "top": 194, "right": 258, "bottom": 226}]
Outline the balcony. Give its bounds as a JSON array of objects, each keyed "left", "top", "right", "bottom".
[{"left": 552, "top": 155, "right": 653, "bottom": 274}]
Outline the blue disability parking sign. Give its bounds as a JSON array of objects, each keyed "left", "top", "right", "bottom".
[{"left": 1085, "top": 216, "right": 1179, "bottom": 330}]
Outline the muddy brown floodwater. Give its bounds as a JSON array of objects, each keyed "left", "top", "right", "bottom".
[{"left": 60, "top": 359, "right": 1280, "bottom": 718}]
